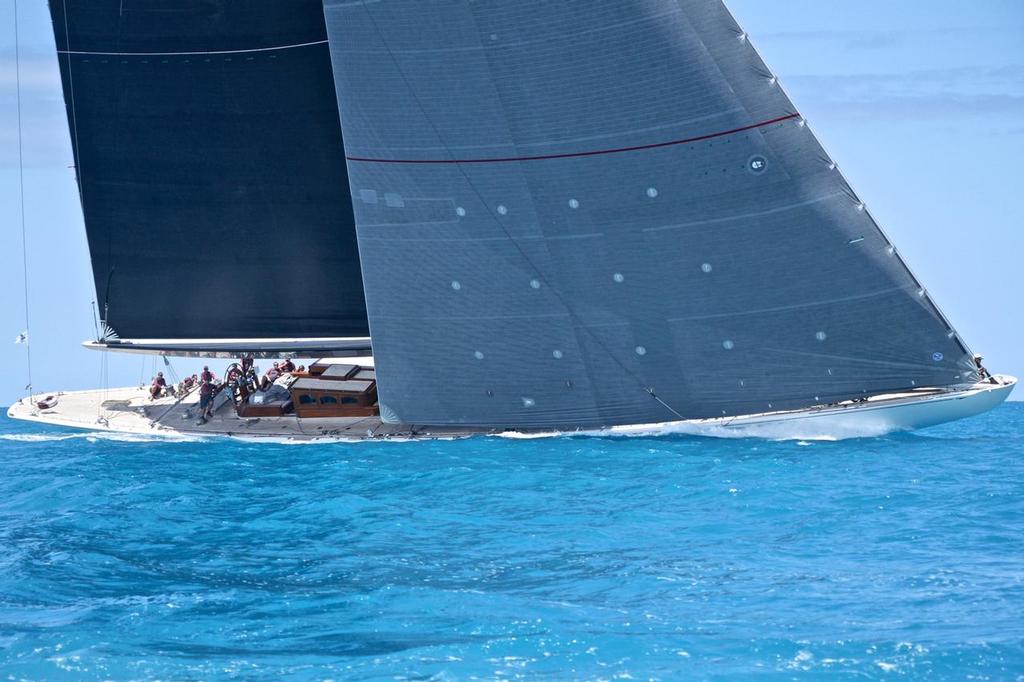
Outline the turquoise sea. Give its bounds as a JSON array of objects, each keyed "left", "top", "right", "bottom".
[{"left": 0, "top": 405, "right": 1022, "bottom": 680}]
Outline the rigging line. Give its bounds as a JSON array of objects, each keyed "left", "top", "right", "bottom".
[
  {"left": 96, "top": 350, "right": 105, "bottom": 419},
  {"left": 354, "top": 2, "right": 685, "bottom": 421},
  {"left": 151, "top": 382, "right": 198, "bottom": 425},
  {"left": 101, "top": 350, "right": 111, "bottom": 419},
  {"left": 13, "top": 0, "right": 32, "bottom": 400},
  {"left": 61, "top": 0, "right": 109, "bottom": 311},
  {"left": 90, "top": 300, "right": 100, "bottom": 340},
  {"left": 60, "top": 1, "right": 83, "bottom": 200},
  {"left": 162, "top": 355, "right": 180, "bottom": 385}
]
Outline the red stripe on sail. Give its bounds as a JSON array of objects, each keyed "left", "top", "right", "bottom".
[{"left": 345, "top": 113, "right": 801, "bottom": 165}]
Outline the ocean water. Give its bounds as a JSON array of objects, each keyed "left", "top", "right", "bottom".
[{"left": 0, "top": 406, "right": 1022, "bottom": 681}]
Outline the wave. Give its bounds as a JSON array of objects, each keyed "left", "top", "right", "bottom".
[
  {"left": 601, "top": 419, "right": 895, "bottom": 441},
  {"left": 1, "top": 431, "right": 205, "bottom": 444},
  {"left": 85, "top": 431, "right": 206, "bottom": 444},
  {"left": 3, "top": 421, "right": 895, "bottom": 445},
  {"left": 1, "top": 433, "right": 82, "bottom": 442},
  {"left": 225, "top": 433, "right": 463, "bottom": 445}
]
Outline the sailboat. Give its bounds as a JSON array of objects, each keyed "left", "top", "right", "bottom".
[{"left": 8, "top": 0, "right": 1014, "bottom": 440}]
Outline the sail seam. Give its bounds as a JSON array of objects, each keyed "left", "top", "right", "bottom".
[
  {"left": 644, "top": 192, "right": 845, "bottom": 233},
  {"left": 368, "top": 107, "right": 746, "bottom": 154},
  {"left": 667, "top": 286, "right": 913, "bottom": 322},
  {"left": 360, "top": 233, "right": 604, "bottom": 242},
  {"left": 328, "top": 5, "right": 681, "bottom": 55},
  {"left": 345, "top": 113, "right": 800, "bottom": 164},
  {"left": 374, "top": 313, "right": 570, "bottom": 321},
  {"left": 56, "top": 39, "right": 328, "bottom": 57},
  {"left": 761, "top": 347, "right": 964, "bottom": 371}
]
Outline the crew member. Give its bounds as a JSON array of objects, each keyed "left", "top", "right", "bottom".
[
  {"left": 261, "top": 362, "right": 281, "bottom": 391},
  {"left": 174, "top": 374, "right": 195, "bottom": 398},
  {"left": 149, "top": 372, "right": 167, "bottom": 400},
  {"left": 974, "top": 354, "right": 999, "bottom": 384},
  {"left": 199, "top": 377, "right": 215, "bottom": 422}
]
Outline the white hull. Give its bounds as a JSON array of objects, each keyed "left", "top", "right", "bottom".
[
  {"left": 594, "top": 375, "right": 1017, "bottom": 441},
  {"left": 6, "top": 376, "right": 1016, "bottom": 442}
]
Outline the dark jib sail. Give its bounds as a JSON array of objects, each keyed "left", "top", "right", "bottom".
[
  {"left": 50, "top": 0, "right": 369, "bottom": 346},
  {"left": 324, "top": 0, "right": 977, "bottom": 428}
]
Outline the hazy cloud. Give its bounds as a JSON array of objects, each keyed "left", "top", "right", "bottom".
[
  {"left": 757, "top": 26, "right": 1016, "bottom": 53},
  {"left": 758, "top": 29, "right": 905, "bottom": 51},
  {"left": 784, "top": 66, "right": 1024, "bottom": 121}
]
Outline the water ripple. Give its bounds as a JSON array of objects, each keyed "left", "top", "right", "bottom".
[{"left": 0, "top": 406, "right": 1022, "bottom": 679}]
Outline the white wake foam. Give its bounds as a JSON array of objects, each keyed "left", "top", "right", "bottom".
[
  {"left": 226, "top": 433, "right": 463, "bottom": 445},
  {"left": 494, "top": 417, "right": 898, "bottom": 442},
  {"left": 1, "top": 433, "right": 81, "bottom": 442},
  {"left": 85, "top": 431, "right": 206, "bottom": 443},
  {"left": 2, "top": 431, "right": 205, "bottom": 444}
]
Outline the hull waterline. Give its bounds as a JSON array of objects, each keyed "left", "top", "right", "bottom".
[{"left": 6, "top": 377, "right": 1015, "bottom": 442}]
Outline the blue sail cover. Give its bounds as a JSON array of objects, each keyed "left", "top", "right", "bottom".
[
  {"left": 323, "top": 0, "right": 977, "bottom": 427},
  {"left": 50, "top": 0, "right": 369, "bottom": 342}
]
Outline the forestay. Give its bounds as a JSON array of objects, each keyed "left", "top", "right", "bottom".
[
  {"left": 51, "top": 0, "right": 369, "bottom": 343},
  {"left": 325, "top": 0, "right": 976, "bottom": 427}
]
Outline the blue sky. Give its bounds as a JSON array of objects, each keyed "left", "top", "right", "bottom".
[{"left": 1, "top": 1, "right": 1022, "bottom": 406}]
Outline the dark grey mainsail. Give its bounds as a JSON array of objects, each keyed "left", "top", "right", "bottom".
[
  {"left": 50, "top": 0, "right": 369, "bottom": 346},
  {"left": 323, "top": 0, "right": 977, "bottom": 427}
]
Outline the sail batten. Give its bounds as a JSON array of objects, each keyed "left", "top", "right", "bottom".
[
  {"left": 56, "top": 39, "right": 330, "bottom": 57},
  {"left": 324, "top": 0, "right": 975, "bottom": 428}
]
